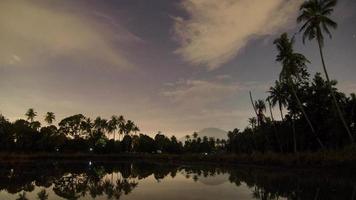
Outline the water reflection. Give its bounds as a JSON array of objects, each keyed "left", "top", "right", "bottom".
[{"left": 0, "top": 161, "right": 355, "bottom": 200}]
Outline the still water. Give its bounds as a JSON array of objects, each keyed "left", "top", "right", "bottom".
[{"left": 0, "top": 161, "right": 355, "bottom": 200}]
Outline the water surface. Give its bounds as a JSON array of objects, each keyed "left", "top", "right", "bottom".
[{"left": 0, "top": 161, "right": 355, "bottom": 199}]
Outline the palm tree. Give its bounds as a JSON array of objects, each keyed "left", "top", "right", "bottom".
[
  {"left": 44, "top": 112, "right": 55, "bottom": 125},
  {"left": 298, "top": 0, "right": 353, "bottom": 143},
  {"left": 274, "top": 33, "right": 325, "bottom": 150},
  {"left": 267, "top": 81, "right": 288, "bottom": 121},
  {"left": 248, "top": 117, "right": 257, "bottom": 129},
  {"left": 82, "top": 117, "right": 93, "bottom": 135},
  {"left": 25, "top": 108, "right": 37, "bottom": 122},
  {"left": 108, "top": 116, "right": 119, "bottom": 140},
  {"left": 123, "top": 120, "right": 135, "bottom": 136},
  {"left": 132, "top": 125, "right": 140, "bottom": 135},
  {"left": 117, "top": 115, "right": 126, "bottom": 141},
  {"left": 267, "top": 97, "right": 283, "bottom": 152},
  {"left": 94, "top": 117, "right": 108, "bottom": 133},
  {"left": 255, "top": 100, "right": 266, "bottom": 126}
]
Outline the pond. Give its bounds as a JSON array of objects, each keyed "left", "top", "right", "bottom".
[{"left": 0, "top": 161, "right": 355, "bottom": 200}]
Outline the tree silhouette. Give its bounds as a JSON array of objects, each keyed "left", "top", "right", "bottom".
[
  {"left": 25, "top": 108, "right": 37, "bottom": 122},
  {"left": 274, "top": 33, "right": 325, "bottom": 150},
  {"left": 255, "top": 100, "right": 266, "bottom": 126},
  {"left": 44, "top": 112, "right": 55, "bottom": 125},
  {"left": 297, "top": 0, "right": 353, "bottom": 143},
  {"left": 267, "top": 81, "right": 288, "bottom": 121}
]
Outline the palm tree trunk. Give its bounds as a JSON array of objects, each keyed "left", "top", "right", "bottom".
[
  {"left": 279, "top": 103, "right": 284, "bottom": 121},
  {"left": 290, "top": 79, "right": 325, "bottom": 149},
  {"left": 317, "top": 38, "right": 354, "bottom": 144},
  {"left": 314, "top": 188, "right": 320, "bottom": 200},
  {"left": 292, "top": 116, "right": 297, "bottom": 153},
  {"left": 249, "top": 91, "right": 259, "bottom": 126},
  {"left": 268, "top": 99, "right": 283, "bottom": 152}
]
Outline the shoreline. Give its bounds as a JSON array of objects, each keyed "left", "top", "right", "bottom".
[{"left": 1, "top": 151, "right": 356, "bottom": 169}]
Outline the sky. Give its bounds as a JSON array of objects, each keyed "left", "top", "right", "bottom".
[{"left": 0, "top": 0, "right": 355, "bottom": 137}]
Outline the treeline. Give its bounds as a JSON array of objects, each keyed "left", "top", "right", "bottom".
[{"left": 0, "top": 110, "right": 225, "bottom": 154}]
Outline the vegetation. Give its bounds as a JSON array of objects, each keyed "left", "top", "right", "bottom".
[{"left": 0, "top": 0, "right": 355, "bottom": 160}]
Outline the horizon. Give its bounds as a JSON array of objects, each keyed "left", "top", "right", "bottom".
[{"left": 1, "top": 0, "right": 356, "bottom": 138}]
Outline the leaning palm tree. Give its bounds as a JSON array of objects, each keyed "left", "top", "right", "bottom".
[
  {"left": 267, "top": 81, "right": 288, "bottom": 121},
  {"left": 44, "top": 112, "right": 55, "bottom": 125},
  {"left": 297, "top": 0, "right": 353, "bottom": 143},
  {"left": 25, "top": 108, "right": 37, "bottom": 122},
  {"left": 255, "top": 100, "right": 266, "bottom": 126},
  {"left": 274, "top": 33, "right": 325, "bottom": 149}
]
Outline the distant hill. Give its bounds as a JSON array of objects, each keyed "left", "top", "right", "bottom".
[{"left": 180, "top": 127, "right": 228, "bottom": 141}]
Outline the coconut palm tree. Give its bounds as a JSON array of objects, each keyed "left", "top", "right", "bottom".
[
  {"left": 107, "top": 116, "right": 119, "bottom": 140},
  {"left": 25, "top": 108, "right": 37, "bottom": 122},
  {"left": 132, "top": 125, "right": 140, "bottom": 135},
  {"left": 44, "top": 112, "right": 55, "bottom": 125},
  {"left": 94, "top": 117, "right": 108, "bottom": 133},
  {"left": 117, "top": 115, "right": 126, "bottom": 141},
  {"left": 274, "top": 33, "right": 325, "bottom": 149},
  {"left": 81, "top": 117, "right": 93, "bottom": 135},
  {"left": 248, "top": 117, "right": 257, "bottom": 130},
  {"left": 255, "top": 100, "right": 266, "bottom": 126},
  {"left": 267, "top": 97, "right": 283, "bottom": 152},
  {"left": 267, "top": 81, "right": 288, "bottom": 121},
  {"left": 123, "top": 120, "right": 135, "bottom": 136},
  {"left": 297, "top": 0, "right": 353, "bottom": 143}
]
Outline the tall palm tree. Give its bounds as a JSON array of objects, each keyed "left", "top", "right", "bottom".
[
  {"left": 25, "top": 108, "right": 37, "bottom": 122},
  {"left": 255, "top": 100, "right": 266, "bottom": 126},
  {"left": 267, "top": 81, "right": 288, "bottom": 121},
  {"left": 82, "top": 118, "right": 93, "bottom": 135},
  {"left": 123, "top": 120, "right": 135, "bottom": 136},
  {"left": 117, "top": 115, "right": 126, "bottom": 141},
  {"left": 94, "top": 117, "right": 108, "bottom": 133},
  {"left": 274, "top": 33, "right": 325, "bottom": 149},
  {"left": 297, "top": 0, "right": 353, "bottom": 143},
  {"left": 108, "top": 116, "right": 119, "bottom": 140},
  {"left": 267, "top": 98, "right": 283, "bottom": 152},
  {"left": 44, "top": 112, "right": 55, "bottom": 125}
]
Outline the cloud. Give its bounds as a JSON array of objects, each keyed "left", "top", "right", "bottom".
[
  {"left": 173, "top": 0, "right": 303, "bottom": 70},
  {"left": 162, "top": 79, "right": 242, "bottom": 108},
  {"left": 0, "top": 0, "right": 138, "bottom": 69}
]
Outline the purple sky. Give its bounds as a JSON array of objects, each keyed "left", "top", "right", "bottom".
[{"left": 0, "top": 0, "right": 356, "bottom": 137}]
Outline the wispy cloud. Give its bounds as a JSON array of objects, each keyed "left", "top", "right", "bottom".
[
  {"left": 173, "top": 0, "right": 303, "bottom": 70},
  {"left": 0, "top": 0, "right": 139, "bottom": 69}
]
